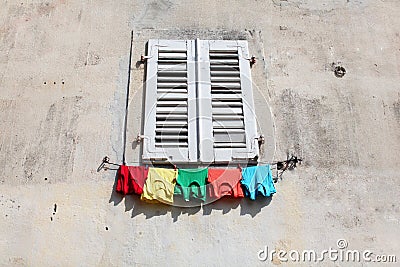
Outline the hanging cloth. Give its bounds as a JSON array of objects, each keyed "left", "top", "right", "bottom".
[
  {"left": 115, "top": 165, "right": 149, "bottom": 195},
  {"left": 140, "top": 168, "right": 178, "bottom": 204},
  {"left": 240, "top": 165, "right": 276, "bottom": 200},
  {"left": 207, "top": 168, "right": 244, "bottom": 199},
  {"left": 116, "top": 165, "right": 130, "bottom": 195},
  {"left": 174, "top": 168, "right": 208, "bottom": 201},
  {"left": 127, "top": 166, "right": 149, "bottom": 195}
]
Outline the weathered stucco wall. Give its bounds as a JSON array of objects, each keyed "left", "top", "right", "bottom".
[{"left": 0, "top": 0, "right": 399, "bottom": 266}]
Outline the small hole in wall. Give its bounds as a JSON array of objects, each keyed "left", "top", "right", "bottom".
[
  {"left": 105, "top": 227, "right": 109, "bottom": 231},
  {"left": 54, "top": 82, "right": 56, "bottom": 85},
  {"left": 62, "top": 81, "right": 65, "bottom": 84},
  {"left": 44, "top": 82, "right": 47, "bottom": 85},
  {"left": 334, "top": 66, "right": 346, "bottom": 78},
  {"left": 44, "top": 177, "right": 48, "bottom": 181}
]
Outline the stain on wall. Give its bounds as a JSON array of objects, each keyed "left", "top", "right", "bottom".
[
  {"left": 275, "top": 88, "right": 362, "bottom": 168},
  {"left": 23, "top": 96, "right": 84, "bottom": 183}
]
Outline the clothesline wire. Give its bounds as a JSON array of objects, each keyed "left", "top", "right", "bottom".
[
  {"left": 97, "top": 156, "right": 302, "bottom": 172},
  {"left": 111, "top": 161, "right": 280, "bottom": 165},
  {"left": 100, "top": 159, "right": 282, "bottom": 167}
]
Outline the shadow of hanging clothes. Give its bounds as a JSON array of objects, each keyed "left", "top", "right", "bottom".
[
  {"left": 127, "top": 195, "right": 200, "bottom": 221},
  {"left": 109, "top": 170, "right": 124, "bottom": 207},
  {"left": 201, "top": 194, "right": 272, "bottom": 217},
  {"left": 202, "top": 197, "right": 241, "bottom": 215},
  {"left": 171, "top": 204, "right": 202, "bottom": 222},
  {"left": 129, "top": 195, "right": 170, "bottom": 219},
  {"left": 239, "top": 197, "right": 273, "bottom": 218}
]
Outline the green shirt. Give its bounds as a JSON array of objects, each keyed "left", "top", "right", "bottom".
[{"left": 174, "top": 168, "right": 208, "bottom": 201}]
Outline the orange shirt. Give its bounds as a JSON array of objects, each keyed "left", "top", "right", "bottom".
[{"left": 207, "top": 168, "right": 244, "bottom": 199}]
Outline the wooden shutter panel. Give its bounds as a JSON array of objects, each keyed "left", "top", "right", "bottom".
[
  {"left": 142, "top": 40, "right": 197, "bottom": 163},
  {"left": 198, "top": 40, "right": 259, "bottom": 162}
]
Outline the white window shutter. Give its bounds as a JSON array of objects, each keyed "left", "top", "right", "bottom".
[
  {"left": 198, "top": 40, "right": 259, "bottom": 162},
  {"left": 142, "top": 39, "right": 258, "bottom": 164},
  {"left": 142, "top": 40, "right": 197, "bottom": 163}
]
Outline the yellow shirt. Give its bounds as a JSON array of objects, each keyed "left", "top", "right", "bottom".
[{"left": 140, "top": 168, "right": 178, "bottom": 204}]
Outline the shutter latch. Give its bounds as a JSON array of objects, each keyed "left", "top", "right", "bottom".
[
  {"left": 135, "top": 134, "right": 148, "bottom": 143},
  {"left": 258, "top": 134, "right": 265, "bottom": 145},
  {"left": 249, "top": 56, "right": 256, "bottom": 68},
  {"left": 256, "top": 135, "right": 265, "bottom": 148},
  {"left": 140, "top": 55, "right": 152, "bottom": 64}
]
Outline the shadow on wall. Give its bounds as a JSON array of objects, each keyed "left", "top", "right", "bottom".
[{"left": 108, "top": 173, "right": 272, "bottom": 222}]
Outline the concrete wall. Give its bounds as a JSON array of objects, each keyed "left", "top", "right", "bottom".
[{"left": 0, "top": 0, "right": 399, "bottom": 266}]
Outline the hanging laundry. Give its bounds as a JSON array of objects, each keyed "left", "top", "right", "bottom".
[
  {"left": 116, "top": 165, "right": 130, "bottom": 194},
  {"left": 240, "top": 165, "right": 276, "bottom": 200},
  {"left": 207, "top": 168, "right": 244, "bottom": 199},
  {"left": 128, "top": 166, "right": 149, "bottom": 195},
  {"left": 174, "top": 168, "right": 208, "bottom": 201},
  {"left": 140, "top": 168, "right": 178, "bottom": 204},
  {"left": 115, "top": 165, "right": 149, "bottom": 195}
]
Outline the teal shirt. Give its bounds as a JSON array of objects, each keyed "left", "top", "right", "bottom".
[{"left": 240, "top": 165, "right": 276, "bottom": 200}]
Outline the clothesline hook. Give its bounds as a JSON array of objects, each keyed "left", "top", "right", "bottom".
[
  {"left": 97, "top": 156, "right": 122, "bottom": 172},
  {"left": 249, "top": 56, "right": 256, "bottom": 68},
  {"left": 97, "top": 156, "right": 110, "bottom": 172}
]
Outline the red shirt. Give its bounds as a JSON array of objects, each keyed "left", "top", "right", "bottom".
[{"left": 116, "top": 165, "right": 149, "bottom": 195}]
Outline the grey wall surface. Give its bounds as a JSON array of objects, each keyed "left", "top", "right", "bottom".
[{"left": 0, "top": 0, "right": 399, "bottom": 266}]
